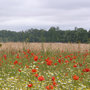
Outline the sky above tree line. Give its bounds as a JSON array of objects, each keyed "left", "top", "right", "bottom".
[{"left": 0, "top": 0, "right": 90, "bottom": 31}]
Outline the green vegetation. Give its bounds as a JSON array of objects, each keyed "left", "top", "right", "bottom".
[
  {"left": 0, "top": 49, "right": 90, "bottom": 90},
  {"left": 0, "top": 27, "right": 90, "bottom": 43}
]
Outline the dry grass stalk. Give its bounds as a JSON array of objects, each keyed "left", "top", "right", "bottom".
[{"left": 0, "top": 42, "right": 90, "bottom": 52}]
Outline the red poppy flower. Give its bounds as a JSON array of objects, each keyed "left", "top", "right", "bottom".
[
  {"left": 73, "top": 75, "right": 79, "bottom": 80},
  {"left": 23, "top": 51, "right": 26, "bottom": 55},
  {"left": 16, "top": 55, "right": 19, "bottom": 59},
  {"left": 34, "top": 74, "right": 38, "bottom": 77},
  {"left": 31, "top": 53, "right": 34, "bottom": 56},
  {"left": 82, "top": 68, "right": 90, "bottom": 72},
  {"left": 81, "top": 73, "right": 83, "bottom": 75},
  {"left": 3, "top": 55, "right": 7, "bottom": 59},
  {"left": 52, "top": 76, "right": 55, "bottom": 81},
  {"left": 27, "top": 49, "right": 30, "bottom": 53},
  {"left": 36, "top": 66, "right": 39, "bottom": 68},
  {"left": 65, "top": 60, "right": 69, "bottom": 63},
  {"left": 34, "top": 56, "right": 38, "bottom": 61},
  {"left": 26, "top": 65, "right": 29, "bottom": 68},
  {"left": 86, "top": 68, "right": 90, "bottom": 72},
  {"left": 14, "top": 60, "right": 18, "bottom": 65},
  {"left": 53, "top": 81, "right": 57, "bottom": 86},
  {"left": 46, "top": 85, "right": 53, "bottom": 90},
  {"left": 73, "top": 56, "right": 77, "bottom": 59},
  {"left": 28, "top": 84, "right": 32, "bottom": 87},
  {"left": 25, "top": 55, "right": 28, "bottom": 57},
  {"left": 54, "top": 63, "right": 57, "bottom": 65},
  {"left": 47, "top": 60, "right": 52, "bottom": 65},
  {"left": 41, "top": 56, "right": 43, "bottom": 58},
  {"left": 46, "top": 86, "right": 49, "bottom": 90},
  {"left": 73, "top": 61, "right": 75, "bottom": 63},
  {"left": 58, "top": 59, "right": 61, "bottom": 63},
  {"left": 45, "top": 58, "right": 50, "bottom": 62},
  {"left": 79, "top": 63, "right": 82, "bottom": 67},
  {"left": 65, "top": 56, "right": 68, "bottom": 58},
  {"left": 70, "top": 58, "right": 73, "bottom": 61},
  {"left": 83, "top": 69, "right": 86, "bottom": 72},
  {"left": 38, "top": 62, "right": 40, "bottom": 64},
  {"left": 18, "top": 62, "right": 22, "bottom": 65},
  {"left": 73, "top": 64, "right": 77, "bottom": 67},
  {"left": 32, "top": 69, "right": 37, "bottom": 73},
  {"left": 18, "top": 69, "right": 21, "bottom": 72},
  {"left": 38, "top": 76, "right": 44, "bottom": 81}
]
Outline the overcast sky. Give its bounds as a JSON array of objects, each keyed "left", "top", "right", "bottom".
[{"left": 0, "top": 0, "right": 90, "bottom": 31}]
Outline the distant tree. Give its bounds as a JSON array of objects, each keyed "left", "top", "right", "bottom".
[{"left": 0, "top": 27, "right": 89, "bottom": 43}]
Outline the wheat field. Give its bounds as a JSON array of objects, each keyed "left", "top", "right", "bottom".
[{"left": 0, "top": 42, "right": 90, "bottom": 52}]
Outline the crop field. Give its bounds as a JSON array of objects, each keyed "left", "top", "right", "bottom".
[{"left": 0, "top": 42, "right": 90, "bottom": 90}]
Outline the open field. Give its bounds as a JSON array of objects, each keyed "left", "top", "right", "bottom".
[
  {"left": 0, "top": 42, "right": 90, "bottom": 52},
  {"left": 0, "top": 42, "right": 90, "bottom": 90}
]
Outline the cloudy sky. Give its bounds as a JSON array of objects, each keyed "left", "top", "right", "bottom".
[{"left": 0, "top": 0, "right": 90, "bottom": 31}]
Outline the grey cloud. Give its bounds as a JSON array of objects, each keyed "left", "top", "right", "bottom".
[
  {"left": 41, "top": 0, "right": 90, "bottom": 9},
  {"left": 0, "top": 0, "right": 90, "bottom": 31}
]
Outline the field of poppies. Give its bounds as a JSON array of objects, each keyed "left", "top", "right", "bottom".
[{"left": 0, "top": 44, "right": 90, "bottom": 90}]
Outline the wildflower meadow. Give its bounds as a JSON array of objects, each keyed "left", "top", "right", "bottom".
[{"left": 0, "top": 43, "right": 90, "bottom": 90}]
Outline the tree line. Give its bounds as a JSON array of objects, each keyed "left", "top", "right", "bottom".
[{"left": 0, "top": 27, "right": 90, "bottom": 43}]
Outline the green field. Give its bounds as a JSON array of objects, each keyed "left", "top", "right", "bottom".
[{"left": 0, "top": 45, "right": 90, "bottom": 90}]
